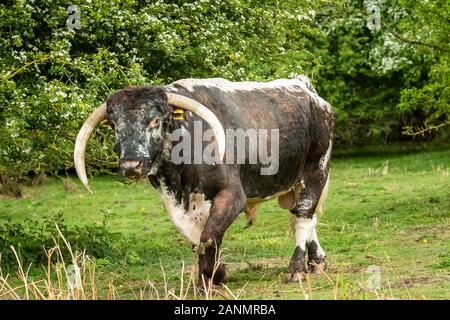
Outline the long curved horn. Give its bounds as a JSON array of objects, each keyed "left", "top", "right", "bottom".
[
  {"left": 74, "top": 103, "right": 107, "bottom": 193},
  {"left": 167, "top": 93, "right": 226, "bottom": 161}
]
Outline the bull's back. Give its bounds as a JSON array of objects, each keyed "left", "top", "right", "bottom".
[{"left": 165, "top": 77, "right": 333, "bottom": 198}]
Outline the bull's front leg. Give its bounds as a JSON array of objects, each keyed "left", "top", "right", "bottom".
[{"left": 197, "top": 186, "right": 246, "bottom": 287}]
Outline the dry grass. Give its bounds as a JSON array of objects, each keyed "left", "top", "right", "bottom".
[
  {"left": 0, "top": 226, "right": 247, "bottom": 300},
  {"left": 0, "top": 226, "right": 420, "bottom": 300}
]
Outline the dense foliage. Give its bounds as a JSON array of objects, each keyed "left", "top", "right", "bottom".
[
  {"left": 0, "top": 212, "right": 132, "bottom": 268},
  {"left": 311, "top": 0, "right": 449, "bottom": 145},
  {"left": 0, "top": 0, "right": 448, "bottom": 177}
]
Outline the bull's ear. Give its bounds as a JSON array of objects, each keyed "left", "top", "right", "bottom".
[
  {"left": 106, "top": 89, "right": 123, "bottom": 110},
  {"left": 150, "top": 86, "right": 168, "bottom": 103}
]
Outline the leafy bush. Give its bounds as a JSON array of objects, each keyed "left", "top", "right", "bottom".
[
  {"left": 0, "top": 0, "right": 448, "bottom": 177},
  {"left": 0, "top": 0, "right": 323, "bottom": 177},
  {"left": 310, "top": 0, "right": 450, "bottom": 146},
  {"left": 0, "top": 212, "right": 132, "bottom": 269}
]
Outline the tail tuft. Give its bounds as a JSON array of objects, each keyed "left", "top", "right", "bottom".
[{"left": 316, "top": 173, "right": 330, "bottom": 216}]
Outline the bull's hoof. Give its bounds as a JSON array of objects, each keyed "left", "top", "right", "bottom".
[
  {"left": 307, "top": 258, "right": 327, "bottom": 274},
  {"left": 284, "top": 271, "right": 306, "bottom": 283},
  {"left": 197, "top": 264, "right": 229, "bottom": 294},
  {"left": 213, "top": 263, "right": 229, "bottom": 285}
]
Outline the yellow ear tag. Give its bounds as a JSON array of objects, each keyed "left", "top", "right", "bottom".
[{"left": 173, "top": 108, "right": 184, "bottom": 120}]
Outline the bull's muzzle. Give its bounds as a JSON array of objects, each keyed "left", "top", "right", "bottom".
[{"left": 120, "top": 160, "right": 144, "bottom": 178}]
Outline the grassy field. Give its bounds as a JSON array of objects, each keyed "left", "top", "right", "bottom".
[{"left": 0, "top": 147, "right": 449, "bottom": 300}]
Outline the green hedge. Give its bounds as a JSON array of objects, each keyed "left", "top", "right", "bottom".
[
  {"left": 0, "top": 0, "right": 448, "bottom": 177},
  {"left": 0, "top": 0, "right": 322, "bottom": 176}
]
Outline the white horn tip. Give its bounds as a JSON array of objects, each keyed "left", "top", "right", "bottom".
[{"left": 83, "top": 183, "right": 93, "bottom": 194}]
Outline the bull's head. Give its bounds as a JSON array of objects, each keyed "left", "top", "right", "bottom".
[{"left": 74, "top": 86, "right": 225, "bottom": 193}]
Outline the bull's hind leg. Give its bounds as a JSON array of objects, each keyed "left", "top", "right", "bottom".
[
  {"left": 306, "top": 223, "right": 327, "bottom": 273},
  {"left": 285, "top": 182, "right": 328, "bottom": 281},
  {"left": 285, "top": 144, "right": 331, "bottom": 282},
  {"left": 305, "top": 175, "right": 329, "bottom": 273}
]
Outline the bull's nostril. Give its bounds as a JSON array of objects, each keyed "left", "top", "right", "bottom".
[
  {"left": 120, "top": 160, "right": 142, "bottom": 170},
  {"left": 119, "top": 159, "right": 146, "bottom": 178}
]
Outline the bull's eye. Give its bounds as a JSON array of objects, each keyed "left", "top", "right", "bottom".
[{"left": 149, "top": 117, "right": 160, "bottom": 129}]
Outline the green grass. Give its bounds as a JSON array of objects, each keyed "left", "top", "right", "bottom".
[{"left": 1, "top": 147, "right": 449, "bottom": 299}]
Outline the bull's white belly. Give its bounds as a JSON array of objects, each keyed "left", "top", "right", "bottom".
[
  {"left": 159, "top": 183, "right": 211, "bottom": 245},
  {"left": 159, "top": 183, "right": 293, "bottom": 245},
  {"left": 158, "top": 180, "right": 301, "bottom": 245}
]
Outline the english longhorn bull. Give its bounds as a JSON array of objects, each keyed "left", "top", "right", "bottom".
[{"left": 74, "top": 76, "right": 335, "bottom": 286}]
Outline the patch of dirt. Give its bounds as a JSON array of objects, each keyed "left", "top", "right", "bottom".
[
  {"left": 0, "top": 192, "right": 31, "bottom": 200},
  {"left": 392, "top": 275, "right": 450, "bottom": 288},
  {"left": 230, "top": 257, "right": 287, "bottom": 272},
  {"left": 410, "top": 225, "right": 449, "bottom": 234},
  {"left": 114, "top": 200, "right": 131, "bottom": 206},
  {"left": 344, "top": 182, "right": 358, "bottom": 188},
  {"left": 62, "top": 178, "right": 77, "bottom": 192},
  {"left": 230, "top": 257, "right": 369, "bottom": 275},
  {"left": 326, "top": 264, "right": 367, "bottom": 274},
  {"left": 383, "top": 184, "right": 399, "bottom": 192},
  {"left": 0, "top": 178, "right": 22, "bottom": 198}
]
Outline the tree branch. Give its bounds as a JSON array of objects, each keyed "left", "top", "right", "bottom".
[{"left": 382, "top": 21, "right": 450, "bottom": 53}]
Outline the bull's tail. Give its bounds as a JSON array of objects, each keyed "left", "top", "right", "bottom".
[{"left": 316, "top": 173, "right": 330, "bottom": 216}]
